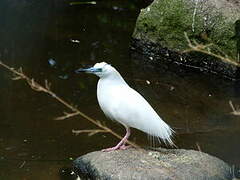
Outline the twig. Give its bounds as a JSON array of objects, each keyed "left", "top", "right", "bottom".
[
  {"left": 72, "top": 129, "right": 108, "bottom": 136},
  {"left": 192, "top": 0, "right": 199, "bottom": 33},
  {"left": 229, "top": 100, "right": 240, "bottom": 116},
  {"left": 55, "top": 112, "right": 80, "bottom": 120},
  {"left": 196, "top": 142, "right": 202, "bottom": 152},
  {"left": 0, "top": 61, "right": 140, "bottom": 149},
  {"left": 19, "top": 161, "right": 26, "bottom": 168},
  {"left": 69, "top": 1, "right": 96, "bottom": 5},
  {"left": 183, "top": 32, "right": 239, "bottom": 66}
]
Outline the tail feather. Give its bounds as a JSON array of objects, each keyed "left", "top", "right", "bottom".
[{"left": 146, "top": 118, "right": 176, "bottom": 147}]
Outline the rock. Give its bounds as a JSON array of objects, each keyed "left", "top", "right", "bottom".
[
  {"left": 73, "top": 148, "right": 231, "bottom": 180},
  {"left": 131, "top": 0, "right": 240, "bottom": 79}
]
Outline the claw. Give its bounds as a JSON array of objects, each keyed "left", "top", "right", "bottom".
[
  {"left": 101, "top": 147, "right": 119, "bottom": 152},
  {"left": 102, "top": 127, "right": 131, "bottom": 152}
]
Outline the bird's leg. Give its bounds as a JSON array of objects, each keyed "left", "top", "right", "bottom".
[
  {"left": 119, "top": 127, "right": 131, "bottom": 150},
  {"left": 102, "top": 127, "right": 131, "bottom": 152}
]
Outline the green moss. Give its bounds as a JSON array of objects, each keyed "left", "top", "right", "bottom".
[{"left": 133, "top": 0, "right": 239, "bottom": 60}]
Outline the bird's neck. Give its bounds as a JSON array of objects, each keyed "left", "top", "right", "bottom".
[{"left": 99, "top": 71, "right": 127, "bottom": 86}]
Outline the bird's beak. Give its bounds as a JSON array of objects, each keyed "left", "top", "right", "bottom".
[{"left": 75, "top": 67, "right": 102, "bottom": 74}]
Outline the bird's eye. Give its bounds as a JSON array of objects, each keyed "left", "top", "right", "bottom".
[{"left": 96, "top": 68, "right": 102, "bottom": 72}]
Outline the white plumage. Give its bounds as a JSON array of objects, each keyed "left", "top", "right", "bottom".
[{"left": 76, "top": 62, "right": 174, "bottom": 151}]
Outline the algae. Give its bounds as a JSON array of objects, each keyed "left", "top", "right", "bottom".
[{"left": 133, "top": 0, "right": 239, "bottom": 60}]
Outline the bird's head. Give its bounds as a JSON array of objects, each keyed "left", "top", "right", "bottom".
[{"left": 75, "top": 62, "right": 115, "bottom": 78}]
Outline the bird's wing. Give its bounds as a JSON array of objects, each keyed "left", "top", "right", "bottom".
[
  {"left": 108, "top": 85, "right": 159, "bottom": 127},
  {"left": 109, "top": 86, "right": 173, "bottom": 143}
]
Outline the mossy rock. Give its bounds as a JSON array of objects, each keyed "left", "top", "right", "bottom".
[{"left": 132, "top": 0, "right": 240, "bottom": 79}]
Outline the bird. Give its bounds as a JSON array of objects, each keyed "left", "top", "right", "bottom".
[{"left": 75, "top": 62, "right": 174, "bottom": 152}]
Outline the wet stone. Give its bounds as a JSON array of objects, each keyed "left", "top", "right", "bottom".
[
  {"left": 131, "top": 39, "right": 240, "bottom": 80},
  {"left": 73, "top": 148, "right": 231, "bottom": 180}
]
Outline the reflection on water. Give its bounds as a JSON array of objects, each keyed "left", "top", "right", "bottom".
[{"left": 0, "top": 0, "right": 239, "bottom": 179}]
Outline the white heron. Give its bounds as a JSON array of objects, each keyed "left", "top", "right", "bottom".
[{"left": 76, "top": 62, "right": 174, "bottom": 152}]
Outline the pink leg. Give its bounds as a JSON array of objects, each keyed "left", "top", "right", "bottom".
[
  {"left": 102, "top": 127, "right": 131, "bottom": 152},
  {"left": 119, "top": 144, "right": 131, "bottom": 150}
]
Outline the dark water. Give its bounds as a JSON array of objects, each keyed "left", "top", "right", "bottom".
[{"left": 0, "top": 0, "right": 239, "bottom": 179}]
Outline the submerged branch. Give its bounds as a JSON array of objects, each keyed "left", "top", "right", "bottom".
[
  {"left": 72, "top": 129, "right": 108, "bottom": 136},
  {"left": 0, "top": 61, "right": 140, "bottom": 149}
]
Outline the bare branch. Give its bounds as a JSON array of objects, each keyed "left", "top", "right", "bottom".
[{"left": 0, "top": 61, "right": 141, "bottom": 149}]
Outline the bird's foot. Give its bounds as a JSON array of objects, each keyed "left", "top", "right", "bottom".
[
  {"left": 101, "top": 145, "right": 131, "bottom": 152},
  {"left": 101, "top": 146, "right": 120, "bottom": 152},
  {"left": 119, "top": 145, "right": 131, "bottom": 150}
]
